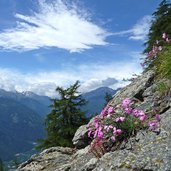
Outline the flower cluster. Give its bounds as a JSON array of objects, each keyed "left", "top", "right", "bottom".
[
  {"left": 88, "top": 98, "right": 161, "bottom": 157},
  {"left": 142, "top": 33, "right": 170, "bottom": 67},
  {"left": 148, "top": 114, "right": 161, "bottom": 131}
]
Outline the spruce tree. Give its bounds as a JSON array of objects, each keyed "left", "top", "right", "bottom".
[
  {"left": 144, "top": 0, "right": 171, "bottom": 53},
  {"left": 38, "top": 81, "right": 88, "bottom": 149}
]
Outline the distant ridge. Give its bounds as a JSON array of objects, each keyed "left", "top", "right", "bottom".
[{"left": 82, "top": 87, "right": 119, "bottom": 117}]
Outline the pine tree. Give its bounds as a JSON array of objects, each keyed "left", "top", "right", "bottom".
[
  {"left": 144, "top": 0, "right": 171, "bottom": 53},
  {"left": 38, "top": 81, "right": 88, "bottom": 149}
]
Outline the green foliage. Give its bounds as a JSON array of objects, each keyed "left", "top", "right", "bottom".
[
  {"left": 152, "top": 46, "right": 171, "bottom": 79},
  {"left": 38, "top": 81, "right": 88, "bottom": 149},
  {"left": 116, "top": 116, "right": 139, "bottom": 141},
  {"left": 144, "top": 0, "right": 171, "bottom": 53},
  {"left": 155, "top": 81, "right": 170, "bottom": 95}
]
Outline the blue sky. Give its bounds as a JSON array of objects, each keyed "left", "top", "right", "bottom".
[{"left": 0, "top": 0, "right": 161, "bottom": 96}]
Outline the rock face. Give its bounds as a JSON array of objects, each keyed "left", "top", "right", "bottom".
[
  {"left": 18, "top": 147, "right": 74, "bottom": 171},
  {"left": 72, "top": 125, "right": 91, "bottom": 149},
  {"left": 18, "top": 70, "right": 171, "bottom": 171}
]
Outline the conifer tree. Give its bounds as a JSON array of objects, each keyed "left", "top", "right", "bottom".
[
  {"left": 38, "top": 81, "right": 88, "bottom": 149},
  {"left": 144, "top": 0, "right": 171, "bottom": 53}
]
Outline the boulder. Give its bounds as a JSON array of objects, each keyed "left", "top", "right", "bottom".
[
  {"left": 17, "top": 147, "right": 74, "bottom": 171},
  {"left": 72, "top": 125, "right": 91, "bottom": 149}
]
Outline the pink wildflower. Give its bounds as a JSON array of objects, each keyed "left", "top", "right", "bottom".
[
  {"left": 94, "top": 118, "right": 99, "bottom": 128},
  {"left": 122, "top": 98, "right": 131, "bottom": 108},
  {"left": 158, "top": 46, "right": 162, "bottom": 51},
  {"left": 94, "top": 130, "right": 98, "bottom": 138},
  {"left": 100, "top": 105, "right": 109, "bottom": 117},
  {"left": 138, "top": 110, "right": 145, "bottom": 116},
  {"left": 162, "top": 33, "right": 167, "bottom": 39},
  {"left": 133, "top": 109, "right": 139, "bottom": 117},
  {"left": 104, "top": 125, "right": 113, "bottom": 132},
  {"left": 115, "top": 117, "right": 125, "bottom": 122},
  {"left": 100, "top": 109, "right": 106, "bottom": 118},
  {"left": 152, "top": 46, "right": 157, "bottom": 53},
  {"left": 111, "top": 136, "right": 116, "bottom": 142},
  {"left": 88, "top": 128, "right": 93, "bottom": 138},
  {"left": 155, "top": 114, "right": 161, "bottom": 122},
  {"left": 116, "top": 129, "right": 122, "bottom": 135},
  {"left": 124, "top": 107, "right": 132, "bottom": 114},
  {"left": 139, "top": 115, "right": 147, "bottom": 122},
  {"left": 108, "top": 106, "right": 114, "bottom": 114},
  {"left": 97, "top": 127, "right": 103, "bottom": 139},
  {"left": 166, "top": 37, "right": 169, "bottom": 43},
  {"left": 113, "top": 127, "right": 117, "bottom": 135},
  {"left": 113, "top": 127, "right": 122, "bottom": 135},
  {"left": 148, "top": 121, "right": 158, "bottom": 131}
]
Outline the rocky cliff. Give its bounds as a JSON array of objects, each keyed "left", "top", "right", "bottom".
[{"left": 18, "top": 70, "right": 171, "bottom": 171}]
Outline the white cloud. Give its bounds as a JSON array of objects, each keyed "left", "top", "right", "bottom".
[
  {"left": 0, "top": 59, "right": 142, "bottom": 97},
  {"left": 113, "top": 15, "right": 152, "bottom": 41},
  {"left": 80, "top": 77, "right": 118, "bottom": 92},
  {"left": 129, "top": 15, "right": 152, "bottom": 40},
  {"left": 0, "top": 0, "right": 109, "bottom": 52}
]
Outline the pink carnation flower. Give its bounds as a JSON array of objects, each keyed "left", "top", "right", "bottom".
[
  {"left": 166, "top": 37, "right": 169, "bottom": 42},
  {"left": 152, "top": 46, "right": 157, "bottom": 53},
  {"left": 162, "top": 33, "right": 167, "bottom": 39},
  {"left": 133, "top": 109, "right": 139, "bottom": 117},
  {"left": 94, "top": 118, "right": 99, "bottom": 128},
  {"left": 122, "top": 98, "right": 131, "bottom": 108},
  {"left": 155, "top": 114, "right": 161, "bottom": 122},
  {"left": 113, "top": 127, "right": 122, "bottom": 135},
  {"left": 115, "top": 117, "right": 125, "bottom": 122},
  {"left": 138, "top": 110, "right": 145, "bottom": 116},
  {"left": 108, "top": 107, "right": 114, "bottom": 114},
  {"left": 124, "top": 107, "right": 132, "bottom": 114},
  {"left": 139, "top": 115, "right": 147, "bottom": 122},
  {"left": 98, "top": 130, "right": 103, "bottom": 139},
  {"left": 148, "top": 121, "right": 158, "bottom": 131},
  {"left": 88, "top": 128, "right": 93, "bottom": 138},
  {"left": 104, "top": 125, "right": 113, "bottom": 132}
]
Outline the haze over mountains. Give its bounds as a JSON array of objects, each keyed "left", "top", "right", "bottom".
[{"left": 0, "top": 87, "right": 117, "bottom": 161}]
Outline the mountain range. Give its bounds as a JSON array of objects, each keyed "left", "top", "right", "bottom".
[
  {"left": 82, "top": 87, "right": 118, "bottom": 117},
  {"left": 0, "top": 87, "right": 118, "bottom": 161}
]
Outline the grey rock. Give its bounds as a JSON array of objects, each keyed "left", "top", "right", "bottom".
[
  {"left": 72, "top": 125, "right": 90, "bottom": 149},
  {"left": 18, "top": 147, "right": 74, "bottom": 171},
  {"left": 110, "top": 70, "right": 155, "bottom": 105}
]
